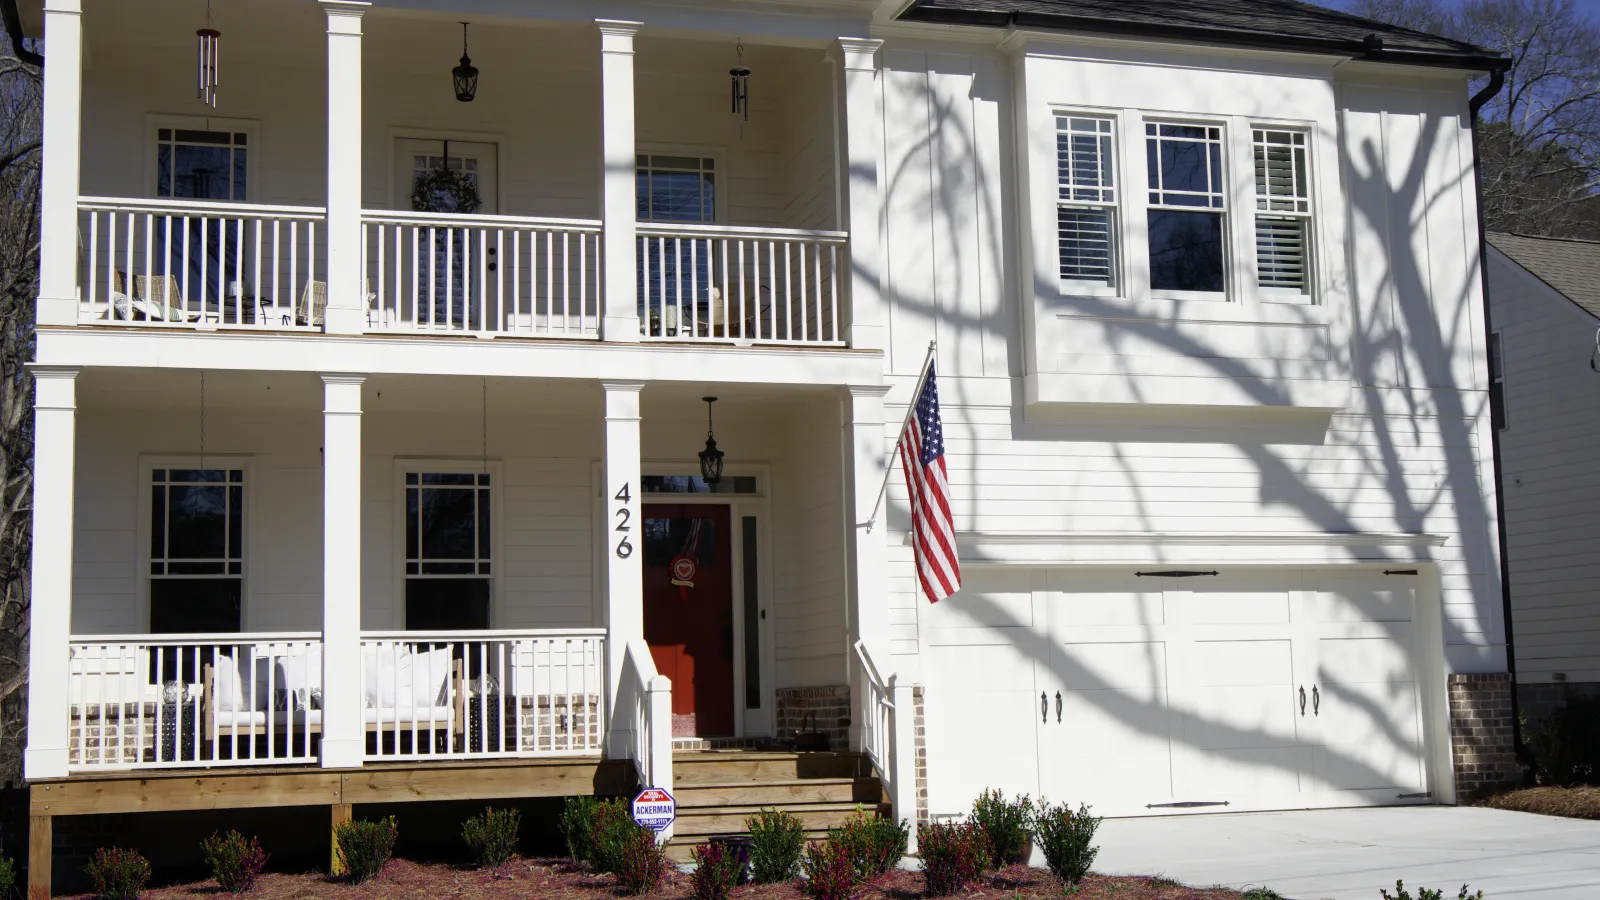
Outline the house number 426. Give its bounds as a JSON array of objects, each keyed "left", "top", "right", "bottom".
[{"left": 613, "top": 483, "right": 633, "bottom": 559}]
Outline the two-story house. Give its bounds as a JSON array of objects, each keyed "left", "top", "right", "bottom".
[{"left": 17, "top": 0, "right": 1513, "bottom": 892}]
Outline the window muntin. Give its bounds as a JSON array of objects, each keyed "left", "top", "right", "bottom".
[
  {"left": 1253, "top": 130, "right": 1312, "bottom": 295},
  {"left": 149, "top": 467, "right": 244, "bottom": 634},
  {"left": 637, "top": 154, "right": 715, "bottom": 223},
  {"left": 156, "top": 128, "right": 247, "bottom": 201},
  {"left": 404, "top": 472, "right": 492, "bottom": 630},
  {"left": 1145, "top": 123, "right": 1227, "bottom": 294},
  {"left": 1056, "top": 116, "right": 1117, "bottom": 286}
]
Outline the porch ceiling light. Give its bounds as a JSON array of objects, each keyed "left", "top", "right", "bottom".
[
  {"left": 699, "top": 396, "right": 725, "bottom": 485},
  {"left": 453, "top": 22, "right": 479, "bottom": 103}
]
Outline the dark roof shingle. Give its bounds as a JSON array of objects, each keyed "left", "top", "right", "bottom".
[
  {"left": 1489, "top": 233, "right": 1600, "bottom": 320},
  {"left": 897, "top": 0, "right": 1504, "bottom": 70}
]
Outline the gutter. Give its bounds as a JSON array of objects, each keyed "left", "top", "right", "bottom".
[
  {"left": 1468, "top": 67, "right": 1524, "bottom": 780},
  {"left": 0, "top": 0, "right": 41, "bottom": 69}
]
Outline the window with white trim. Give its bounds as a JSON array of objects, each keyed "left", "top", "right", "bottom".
[
  {"left": 1253, "top": 129, "right": 1313, "bottom": 297},
  {"left": 1145, "top": 122, "right": 1227, "bottom": 294},
  {"left": 149, "top": 467, "right": 244, "bottom": 634},
  {"left": 1056, "top": 116, "right": 1117, "bottom": 286},
  {"left": 404, "top": 471, "right": 492, "bottom": 630}
]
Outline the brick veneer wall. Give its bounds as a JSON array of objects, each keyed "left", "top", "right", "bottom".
[
  {"left": 1449, "top": 673, "right": 1519, "bottom": 801},
  {"left": 775, "top": 685, "right": 851, "bottom": 751},
  {"left": 912, "top": 685, "right": 928, "bottom": 826}
]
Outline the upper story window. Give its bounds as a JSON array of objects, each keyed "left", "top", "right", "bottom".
[
  {"left": 1489, "top": 330, "right": 1507, "bottom": 430},
  {"left": 1254, "top": 130, "right": 1313, "bottom": 297},
  {"left": 1056, "top": 116, "right": 1117, "bottom": 287},
  {"left": 149, "top": 467, "right": 243, "bottom": 634},
  {"left": 156, "top": 129, "right": 247, "bottom": 201},
  {"left": 1145, "top": 123, "right": 1226, "bottom": 295},
  {"left": 404, "top": 471, "right": 492, "bottom": 630},
  {"left": 637, "top": 154, "right": 716, "bottom": 223}
]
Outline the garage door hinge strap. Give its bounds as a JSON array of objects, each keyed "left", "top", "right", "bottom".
[
  {"left": 1383, "top": 569, "right": 1419, "bottom": 576},
  {"left": 1135, "top": 570, "right": 1219, "bottom": 578},
  {"left": 1145, "top": 801, "right": 1230, "bottom": 808},
  {"left": 1397, "top": 792, "right": 1432, "bottom": 799}
]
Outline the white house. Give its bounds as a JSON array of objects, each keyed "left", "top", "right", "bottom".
[
  {"left": 17, "top": 0, "right": 1514, "bottom": 890},
  {"left": 1484, "top": 233, "right": 1600, "bottom": 727}
]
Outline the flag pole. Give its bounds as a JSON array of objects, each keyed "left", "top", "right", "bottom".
[{"left": 863, "top": 340, "right": 937, "bottom": 532}]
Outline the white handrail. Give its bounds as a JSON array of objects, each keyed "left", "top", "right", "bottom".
[
  {"left": 361, "top": 628, "right": 608, "bottom": 640},
  {"left": 620, "top": 638, "right": 673, "bottom": 839},
  {"left": 855, "top": 639, "right": 918, "bottom": 853},
  {"left": 79, "top": 196, "right": 326, "bottom": 219},
  {"left": 361, "top": 208, "right": 602, "bottom": 231},
  {"left": 636, "top": 221, "right": 848, "bottom": 242},
  {"left": 71, "top": 632, "right": 322, "bottom": 644}
]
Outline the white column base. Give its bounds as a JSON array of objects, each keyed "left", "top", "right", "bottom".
[
  {"left": 604, "top": 314, "right": 642, "bottom": 342},
  {"left": 319, "top": 739, "right": 364, "bottom": 769},
  {"left": 25, "top": 748, "right": 68, "bottom": 782},
  {"left": 322, "top": 305, "right": 366, "bottom": 336},
  {"left": 38, "top": 297, "right": 78, "bottom": 327}
]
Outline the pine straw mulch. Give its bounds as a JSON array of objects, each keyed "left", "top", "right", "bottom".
[
  {"left": 64, "top": 858, "right": 1254, "bottom": 900},
  {"left": 1480, "top": 785, "right": 1600, "bottom": 820}
]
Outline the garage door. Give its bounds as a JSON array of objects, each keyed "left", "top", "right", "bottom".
[{"left": 923, "top": 567, "right": 1433, "bottom": 820}]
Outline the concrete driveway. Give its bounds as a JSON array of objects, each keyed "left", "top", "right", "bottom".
[{"left": 1093, "top": 806, "right": 1600, "bottom": 899}]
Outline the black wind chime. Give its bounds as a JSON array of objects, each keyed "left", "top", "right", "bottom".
[{"left": 730, "top": 42, "right": 751, "bottom": 136}]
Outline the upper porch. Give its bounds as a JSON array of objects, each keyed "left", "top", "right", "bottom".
[{"left": 30, "top": 0, "right": 889, "bottom": 359}]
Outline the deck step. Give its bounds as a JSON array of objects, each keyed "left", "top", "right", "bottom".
[
  {"left": 672, "top": 802, "right": 884, "bottom": 837},
  {"left": 673, "top": 751, "right": 872, "bottom": 785},
  {"left": 674, "top": 777, "right": 881, "bottom": 807}
]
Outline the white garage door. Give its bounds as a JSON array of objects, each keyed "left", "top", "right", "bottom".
[{"left": 924, "top": 568, "right": 1433, "bottom": 819}]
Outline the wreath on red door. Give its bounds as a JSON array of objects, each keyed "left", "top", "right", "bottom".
[{"left": 670, "top": 519, "right": 705, "bottom": 601}]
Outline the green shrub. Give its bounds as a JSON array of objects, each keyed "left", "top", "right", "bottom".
[
  {"left": 747, "top": 807, "right": 806, "bottom": 883},
  {"left": 690, "top": 841, "right": 746, "bottom": 900},
  {"left": 1242, "top": 888, "right": 1284, "bottom": 900},
  {"left": 201, "top": 830, "right": 269, "bottom": 893},
  {"left": 614, "top": 822, "right": 669, "bottom": 895},
  {"left": 1531, "top": 697, "right": 1600, "bottom": 786},
  {"left": 462, "top": 806, "right": 521, "bottom": 869},
  {"left": 919, "top": 822, "right": 989, "bottom": 897},
  {"left": 801, "top": 838, "right": 857, "bottom": 900},
  {"left": 1032, "top": 801, "right": 1100, "bottom": 885},
  {"left": 561, "top": 796, "right": 602, "bottom": 863},
  {"left": 971, "top": 788, "right": 1034, "bottom": 868},
  {"left": 333, "top": 816, "right": 397, "bottom": 885},
  {"left": 829, "top": 808, "right": 907, "bottom": 879},
  {"left": 86, "top": 847, "right": 151, "bottom": 900},
  {"left": 590, "top": 799, "right": 639, "bottom": 875},
  {"left": 1380, "top": 881, "right": 1484, "bottom": 900},
  {"left": 0, "top": 856, "right": 15, "bottom": 895}
]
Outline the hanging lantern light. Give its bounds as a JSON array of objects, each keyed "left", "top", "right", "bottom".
[
  {"left": 453, "top": 22, "right": 479, "bottom": 102},
  {"left": 698, "top": 397, "right": 725, "bottom": 485},
  {"left": 197, "top": 0, "right": 220, "bottom": 108},
  {"left": 730, "top": 41, "right": 751, "bottom": 134}
]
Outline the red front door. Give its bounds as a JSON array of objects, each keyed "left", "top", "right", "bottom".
[{"left": 643, "top": 504, "right": 735, "bottom": 737}]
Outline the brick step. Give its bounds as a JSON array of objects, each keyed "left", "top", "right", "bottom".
[
  {"left": 673, "top": 751, "right": 872, "bottom": 785},
  {"left": 674, "top": 777, "right": 882, "bottom": 808},
  {"left": 671, "top": 802, "right": 885, "bottom": 838}
]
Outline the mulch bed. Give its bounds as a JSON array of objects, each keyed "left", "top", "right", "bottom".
[
  {"left": 63, "top": 858, "right": 1251, "bottom": 899},
  {"left": 1481, "top": 785, "right": 1600, "bottom": 820}
]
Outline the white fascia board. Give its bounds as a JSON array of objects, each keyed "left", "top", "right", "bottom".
[
  {"left": 35, "top": 328, "right": 886, "bottom": 387},
  {"left": 1025, "top": 371, "right": 1352, "bottom": 411},
  {"left": 944, "top": 530, "right": 1449, "bottom": 566}
]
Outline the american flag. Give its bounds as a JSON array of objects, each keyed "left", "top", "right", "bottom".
[{"left": 898, "top": 361, "right": 960, "bottom": 602}]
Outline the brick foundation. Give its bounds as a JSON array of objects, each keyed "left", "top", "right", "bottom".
[
  {"left": 912, "top": 685, "right": 928, "bottom": 826},
  {"left": 1448, "top": 673, "right": 1519, "bottom": 801},
  {"left": 774, "top": 685, "right": 851, "bottom": 751}
]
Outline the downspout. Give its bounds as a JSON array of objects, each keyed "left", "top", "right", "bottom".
[
  {"left": 0, "top": 0, "right": 43, "bottom": 69},
  {"left": 1467, "top": 65, "right": 1523, "bottom": 777}
]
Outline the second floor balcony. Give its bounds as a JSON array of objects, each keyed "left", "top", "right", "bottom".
[{"left": 55, "top": 0, "right": 858, "bottom": 350}]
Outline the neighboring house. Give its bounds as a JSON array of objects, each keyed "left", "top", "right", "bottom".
[
  {"left": 16, "top": 0, "right": 1513, "bottom": 891},
  {"left": 1484, "top": 233, "right": 1600, "bottom": 726}
]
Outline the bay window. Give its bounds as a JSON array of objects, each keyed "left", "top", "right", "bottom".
[
  {"left": 1253, "top": 129, "right": 1313, "bottom": 297},
  {"left": 1056, "top": 116, "right": 1118, "bottom": 286},
  {"left": 1144, "top": 123, "right": 1227, "bottom": 294}
]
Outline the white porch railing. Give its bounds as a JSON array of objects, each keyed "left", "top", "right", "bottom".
[
  {"left": 637, "top": 223, "right": 846, "bottom": 346},
  {"left": 361, "top": 210, "right": 602, "bottom": 338},
  {"left": 67, "top": 634, "right": 323, "bottom": 770},
  {"left": 855, "top": 639, "right": 917, "bottom": 852},
  {"left": 359, "top": 630, "right": 606, "bottom": 762},
  {"left": 78, "top": 197, "right": 325, "bottom": 329},
  {"left": 618, "top": 639, "right": 673, "bottom": 835}
]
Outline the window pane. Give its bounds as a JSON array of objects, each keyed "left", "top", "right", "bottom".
[
  {"left": 1148, "top": 210, "right": 1225, "bottom": 292},
  {"left": 477, "top": 487, "right": 491, "bottom": 560},
  {"left": 406, "top": 487, "right": 420, "bottom": 561},
  {"left": 1058, "top": 207, "right": 1114, "bottom": 283},
  {"left": 167, "top": 484, "right": 228, "bottom": 559},
  {"left": 171, "top": 469, "right": 225, "bottom": 483},
  {"left": 419, "top": 486, "right": 476, "bottom": 559},
  {"left": 150, "top": 578, "right": 242, "bottom": 634},
  {"left": 1147, "top": 123, "right": 1225, "bottom": 209},
  {"left": 406, "top": 579, "right": 491, "bottom": 630},
  {"left": 174, "top": 129, "right": 233, "bottom": 145},
  {"left": 157, "top": 145, "right": 173, "bottom": 198},
  {"left": 742, "top": 516, "right": 760, "bottom": 709},
  {"left": 421, "top": 472, "right": 475, "bottom": 486},
  {"left": 171, "top": 145, "right": 233, "bottom": 200},
  {"left": 646, "top": 171, "right": 707, "bottom": 222},
  {"left": 641, "top": 475, "right": 758, "bottom": 494},
  {"left": 151, "top": 484, "right": 166, "bottom": 560},
  {"left": 228, "top": 485, "right": 243, "bottom": 558}
]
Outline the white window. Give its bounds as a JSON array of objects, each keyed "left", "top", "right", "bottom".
[
  {"left": 156, "top": 128, "right": 247, "bottom": 201},
  {"left": 1253, "top": 130, "right": 1313, "bottom": 297},
  {"left": 403, "top": 471, "right": 493, "bottom": 630},
  {"left": 636, "top": 154, "right": 716, "bottom": 223},
  {"left": 149, "top": 467, "right": 244, "bottom": 634},
  {"left": 1056, "top": 116, "right": 1117, "bottom": 287},
  {"left": 1145, "top": 122, "right": 1227, "bottom": 295}
]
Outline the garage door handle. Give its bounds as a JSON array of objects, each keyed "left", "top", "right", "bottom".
[
  {"left": 1041, "top": 692, "right": 1048, "bottom": 723},
  {"left": 1055, "top": 691, "right": 1063, "bottom": 723},
  {"left": 1298, "top": 686, "right": 1306, "bottom": 716},
  {"left": 1312, "top": 685, "right": 1320, "bottom": 716}
]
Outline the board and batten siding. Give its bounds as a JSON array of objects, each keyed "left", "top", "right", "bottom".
[
  {"left": 1487, "top": 249, "right": 1600, "bottom": 684},
  {"left": 870, "top": 43, "right": 1503, "bottom": 679}
]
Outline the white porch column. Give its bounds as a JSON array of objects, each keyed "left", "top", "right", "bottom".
[
  {"left": 321, "top": 1, "right": 369, "bottom": 335},
  {"left": 603, "top": 380, "right": 644, "bottom": 748},
  {"left": 24, "top": 367, "right": 79, "bottom": 781},
  {"left": 833, "top": 39, "right": 886, "bottom": 352},
  {"left": 598, "top": 21, "right": 641, "bottom": 343},
  {"left": 37, "top": 0, "right": 84, "bottom": 327},
  {"left": 320, "top": 374, "right": 365, "bottom": 768},
  {"left": 845, "top": 384, "right": 893, "bottom": 651}
]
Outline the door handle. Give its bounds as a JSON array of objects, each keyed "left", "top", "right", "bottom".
[
  {"left": 1312, "top": 685, "right": 1320, "bottom": 716},
  {"left": 1041, "top": 691, "right": 1048, "bottom": 723},
  {"left": 1298, "top": 686, "right": 1306, "bottom": 716},
  {"left": 1055, "top": 691, "right": 1063, "bottom": 723}
]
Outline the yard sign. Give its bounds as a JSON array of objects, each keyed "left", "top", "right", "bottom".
[{"left": 632, "top": 787, "right": 676, "bottom": 832}]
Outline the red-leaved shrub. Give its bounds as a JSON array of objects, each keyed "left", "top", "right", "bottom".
[
  {"left": 202, "top": 830, "right": 269, "bottom": 893},
  {"left": 800, "top": 838, "right": 857, "bottom": 900},
  {"left": 919, "top": 822, "right": 989, "bottom": 897},
  {"left": 86, "top": 847, "right": 151, "bottom": 900},
  {"left": 689, "top": 840, "right": 746, "bottom": 900},
  {"left": 615, "top": 822, "right": 670, "bottom": 895}
]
